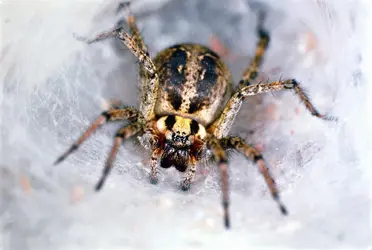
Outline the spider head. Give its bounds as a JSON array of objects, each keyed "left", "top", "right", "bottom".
[{"left": 156, "top": 115, "right": 207, "bottom": 172}]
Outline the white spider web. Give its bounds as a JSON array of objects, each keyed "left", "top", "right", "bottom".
[{"left": 1, "top": 0, "right": 371, "bottom": 249}]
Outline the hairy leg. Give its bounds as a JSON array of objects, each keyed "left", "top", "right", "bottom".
[
  {"left": 180, "top": 164, "right": 197, "bottom": 191},
  {"left": 78, "top": 24, "right": 159, "bottom": 122},
  {"left": 239, "top": 11, "right": 270, "bottom": 88},
  {"left": 207, "top": 136, "right": 230, "bottom": 229},
  {"left": 221, "top": 136, "right": 287, "bottom": 214},
  {"left": 54, "top": 106, "right": 138, "bottom": 165},
  {"left": 149, "top": 149, "right": 160, "bottom": 184},
  {"left": 117, "top": 1, "right": 148, "bottom": 51},
  {"left": 95, "top": 122, "right": 142, "bottom": 190},
  {"left": 212, "top": 79, "right": 336, "bottom": 138}
]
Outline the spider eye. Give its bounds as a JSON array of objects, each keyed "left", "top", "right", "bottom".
[
  {"left": 190, "top": 120, "right": 199, "bottom": 134},
  {"left": 165, "top": 115, "right": 176, "bottom": 130}
]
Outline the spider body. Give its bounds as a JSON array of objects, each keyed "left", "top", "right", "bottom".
[
  {"left": 148, "top": 44, "right": 232, "bottom": 174},
  {"left": 153, "top": 44, "right": 232, "bottom": 125},
  {"left": 55, "top": 4, "right": 334, "bottom": 229}
]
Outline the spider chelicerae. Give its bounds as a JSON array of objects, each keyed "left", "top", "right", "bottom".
[{"left": 54, "top": 3, "right": 334, "bottom": 229}]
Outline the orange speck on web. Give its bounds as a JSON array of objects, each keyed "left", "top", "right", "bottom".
[
  {"left": 265, "top": 103, "right": 280, "bottom": 121},
  {"left": 254, "top": 143, "right": 264, "bottom": 152},
  {"left": 304, "top": 31, "right": 318, "bottom": 52},
  {"left": 20, "top": 174, "right": 31, "bottom": 193},
  {"left": 209, "top": 35, "right": 237, "bottom": 61},
  {"left": 295, "top": 107, "right": 301, "bottom": 116},
  {"left": 70, "top": 186, "right": 85, "bottom": 204}
]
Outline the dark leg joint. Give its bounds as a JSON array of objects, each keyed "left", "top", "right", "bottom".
[
  {"left": 102, "top": 111, "right": 111, "bottom": 120},
  {"left": 291, "top": 79, "right": 299, "bottom": 86},
  {"left": 249, "top": 71, "right": 258, "bottom": 80},
  {"left": 71, "top": 144, "right": 79, "bottom": 152},
  {"left": 220, "top": 158, "right": 228, "bottom": 164},
  {"left": 283, "top": 79, "right": 298, "bottom": 89},
  {"left": 115, "top": 132, "right": 125, "bottom": 138},
  {"left": 253, "top": 154, "right": 263, "bottom": 162},
  {"left": 257, "top": 28, "right": 270, "bottom": 41}
]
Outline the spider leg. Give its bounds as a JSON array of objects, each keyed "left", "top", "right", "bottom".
[
  {"left": 207, "top": 136, "right": 230, "bottom": 229},
  {"left": 54, "top": 107, "right": 138, "bottom": 165},
  {"left": 76, "top": 7, "right": 157, "bottom": 122},
  {"left": 239, "top": 10, "right": 269, "bottom": 87},
  {"left": 149, "top": 149, "right": 160, "bottom": 184},
  {"left": 84, "top": 28, "right": 155, "bottom": 76},
  {"left": 80, "top": 6, "right": 159, "bottom": 122},
  {"left": 211, "top": 79, "right": 336, "bottom": 138},
  {"left": 117, "top": 1, "right": 148, "bottom": 52},
  {"left": 180, "top": 164, "right": 197, "bottom": 191},
  {"left": 221, "top": 136, "right": 287, "bottom": 215},
  {"left": 95, "top": 123, "right": 142, "bottom": 190}
]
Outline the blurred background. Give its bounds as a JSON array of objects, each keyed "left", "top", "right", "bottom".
[{"left": 1, "top": 0, "right": 371, "bottom": 249}]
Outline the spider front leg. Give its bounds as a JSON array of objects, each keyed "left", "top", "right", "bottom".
[
  {"left": 207, "top": 136, "right": 231, "bottom": 229},
  {"left": 221, "top": 136, "right": 287, "bottom": 215},
  {"left": 54, "top": 106, "right": 138, "bottom": 165},
  {"left": 212, "top": 79, "right": 336, "bottom": 138},
  {"left": 79, "top": 15, "right": 159, "bottom": 122},
  {"left": 180, "top": 164, "right": 197, "bottom": 191},
  {"left": 117, "top": 1, "right": 148, "bottom": 51}
]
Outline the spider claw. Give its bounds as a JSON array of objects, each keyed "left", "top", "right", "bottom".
[
  {"left": 95, "top": 179, "right": 104, "bottom": 191},
  {"left": 322, "top": 115, "right": 338, "bottom": 122},
  {"left": 73, "top": 32, "right": 88, "bottom": 42},
  {"left": 224, "top": 214, "right": 231, "bottom": 229},
  {"left": 223, "top": 201, "right": 231, "bottom": 229},
  {"left": 280, "top": 204, "right": 288, "bottom": 215},
  {"left": 180, "top": 179, "right": 191, "bottom": 191},
  {"left": 54, "top": 144, "right": 78, "bottom": 165},
  {"left": 149, "top": 175, "right": 159, "bottom": 185}
]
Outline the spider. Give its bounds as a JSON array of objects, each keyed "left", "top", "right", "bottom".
[{"left": 54, "top": 3, "right": 334, "bottom": 229}]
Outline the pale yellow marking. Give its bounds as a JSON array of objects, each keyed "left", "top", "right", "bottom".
[
  {"left": 197, "top": 124, "right": 207, "bottom": 140},
  {"left": 173, "top": 116, "right": 192, "bottom": 135},
  {"left": 156, "top": 116, "right": 167, "bottom": 133}
]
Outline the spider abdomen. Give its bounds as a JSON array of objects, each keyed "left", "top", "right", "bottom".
[{"left": 153, "top": 43, "right": 233, "bottom": 126}]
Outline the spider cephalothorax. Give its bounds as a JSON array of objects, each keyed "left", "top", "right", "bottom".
[{"left": 54, "top": 3, "right": 335, "bottom": 229}]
